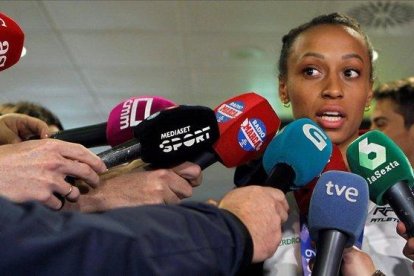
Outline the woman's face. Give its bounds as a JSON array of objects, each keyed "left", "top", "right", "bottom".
[{"left": 279, "top": 24, "right": 373, "bottom": 147}]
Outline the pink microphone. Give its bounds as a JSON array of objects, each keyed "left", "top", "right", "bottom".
[
  {"left": 106, "top": 96, "right": 176, "bottom": 147},
  {"left": 51, "top": 96, "right": 176, "bottom": 147}
]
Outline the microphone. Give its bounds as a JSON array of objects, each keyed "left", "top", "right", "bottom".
[
  {"left": 262, "top": 118, "right": 333, "bottom": 193},
  {"left": 193, "top": 92, "right": 280, "bottom": 169},
  {"left": 0, "top": 12, "right": 24, "bottom": 71},
  {"left": 98, "top": 105, "right": 220, "bottom": 168},
  {"left": 346, "top": 130, "right": 414, "bottom": 236},
  {"left": 50, "top": 96, "right": 176, "bottom": 148},
  {"left": 308, "top": 170, "right": 369, "bottom": 276}
]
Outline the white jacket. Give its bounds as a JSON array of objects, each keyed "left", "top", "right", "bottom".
[{"left": 263, "top": 193, "right": 413, "bottom": 275}]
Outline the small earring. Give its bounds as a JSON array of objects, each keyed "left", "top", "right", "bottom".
[
  {"left": 364, "top": 105, "right": 371, "bottom": 112},
  {"left": 283, "top": 101, "right": 291, "bottom": 108}
]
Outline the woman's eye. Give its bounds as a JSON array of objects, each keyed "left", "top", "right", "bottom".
[
  {"left": 344, "top": 69, "right": 360, "bottom": 78},
  {"left": 303, "top": 67, "right": 320, "bottom": 77}
]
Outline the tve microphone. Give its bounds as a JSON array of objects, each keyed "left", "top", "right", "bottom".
[
  {"left": 347, "top": 130, "right": 414, "bottom": 236},
  {"left": 262, "top": 118, "right": 332, "bottom": 193},
  {"left": 98, "top": 105, "right": 220, "bottom": 168},
  {"left": 50, "top": 96, "right": 176, "bottom": 148},
  {"left": 0, "top": 12, "right": 24, "bottom": 71},
  {"left": 193, "top": 92, "right": 280, "bottom": 169},
  {"left": 308, "top": 171, "right": 369, "bottom": 276}
]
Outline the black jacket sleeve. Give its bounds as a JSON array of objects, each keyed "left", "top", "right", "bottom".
[{"left": 0, "top": 197, "right": 253, "bottom": 275}]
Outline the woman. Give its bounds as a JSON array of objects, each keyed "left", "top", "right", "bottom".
[{"left": 261, "top": 13, "right": 411, "bottom": 275}]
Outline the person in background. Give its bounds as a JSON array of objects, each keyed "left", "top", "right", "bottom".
[
  {"left": 370, "top": 76, "right": 414, "bottom": 167},
  {"left": 370, "top": 77, "right": 414, "bottom": 271},
  {"left": 0, "top": 101, "right": 63, "bottom": 134}
]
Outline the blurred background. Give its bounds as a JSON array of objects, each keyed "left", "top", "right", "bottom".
[{"left": 1, "top": 0, "right": 414, "bottom": 200}]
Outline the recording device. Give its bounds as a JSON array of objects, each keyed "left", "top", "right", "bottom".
[
  {"left": 347, "top": 130, "right": 414, "bottom": 236},
  {"left": 50, "top": 96, "right": 176, "bottom": 147},
  {"left": 0, "top": 12, "right": 24, "bottom": 71},
  {"left": 192, "top": 92, "right": 280, "bottom": 169},
  {"left": 98, "top": 105, "right": 220, "bottom": 168},
  {"left": 262, "top": 118, "right": 332, "bottom": 193},
  {"left": 308, "top": 170, "right": 369, "bottom": 276}
]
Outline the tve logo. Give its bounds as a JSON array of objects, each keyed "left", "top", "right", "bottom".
[
  {"left": 303, "top": 124, "right": 328, "bottom": 151},
  {"left": 358, "top": 138, "right": 386, "bottom": 170},
  {"left": 325, "top": 181, "right": 359, "bottom": 202}
]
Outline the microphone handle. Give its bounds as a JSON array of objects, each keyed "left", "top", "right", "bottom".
[
  {"left": 191, "top": 150, "right": 218, "bottom": 170},
  {"left": 51, "top": 122, "right": 108, "bottom": 148},
  {"left": 385, "top": 181, "right": 414, "bottom": 237},
  {"left": 312, "top": 230, "right": 347, "bottom": 276},
  {"left": 98, "top": 139, "right": 142, "bottom": 169},
  {"left": 264, "top": 163, "right": 295, "bottom": 194}
]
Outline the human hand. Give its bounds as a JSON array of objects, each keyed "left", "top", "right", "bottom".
[
  {"left": 64, "top": 161, "right": 202, "bottom": 212},
  {"left": 397, "top": 221, "right": 414, "bottom": 269},
  {"left": 341, "top": 246, "right": 376, "bottom": 276},
  {"left": 0, "top": 139, "right": 107, "bottom": 209},
  {"left": 0, "top": 113, "right": 50, "bottom": 144},
  {"left": 218, "top": 186, "right": 289, "bottom": 263}
]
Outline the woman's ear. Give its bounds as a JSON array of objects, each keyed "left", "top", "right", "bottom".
[{"left": 278, "top": 76, "right": 289, "bottom": 104}]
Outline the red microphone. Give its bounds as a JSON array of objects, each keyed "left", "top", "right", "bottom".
[
  {"left": 0, "top": 12, "right": 24, "bottom": 71},
  {"left": 194, "top": 92, "right": 281, "bottom": 169},
  {"left": 50, "top": 96, "right": 176, "bottom": 147}
]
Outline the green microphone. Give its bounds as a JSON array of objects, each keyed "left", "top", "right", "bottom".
[{"left": 347, "top": 130, "right": 414, "bottom": 236}]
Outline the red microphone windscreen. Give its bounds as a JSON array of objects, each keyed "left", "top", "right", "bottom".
[
  {"left": 106, "top": 96, "right": 176, "bottom": 147},
  {"left": 213, "top": 92, "right": 280, "bottom": 167},
  {"left": 0, "top": 13, "right": 24, "bottom": 71}
]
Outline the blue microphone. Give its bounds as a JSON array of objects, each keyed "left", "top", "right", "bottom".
[
  {"left": 262, "top": 118, "right": 332, "bottom": 193},
  {"left": 308, "top": 170, "right": 369, "bottom": 276}
]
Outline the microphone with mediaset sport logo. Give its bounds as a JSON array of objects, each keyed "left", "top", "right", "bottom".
[
  {"left": 192, "top": 92, "right": 280, "bottom": 169},
  {"left": 261, "top": 118, "right": 333, "bottom": 193},
  {"left": 347, "top": 130, "right": 414, "bottom": 237},
  {"left": 98, "top": 105, "right": 220, "bottom": 168},
  {"left": 308, "top": 170, "right": 369, "bottom": 276},
  {"left": 0, "top": 12, "right": 24, "bottom": 71},
  {"left": 50, "top": 96, "right": 176, "bottom": 148}
]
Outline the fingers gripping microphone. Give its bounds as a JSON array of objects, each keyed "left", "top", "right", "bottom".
[
  {"left": 0, "top": 13, "right": 24, "bottom": 71},
  {"left": 308, "top": 171, "right": 369, "bottom": 276},
  {"left": 50, "top": 96, "right": 176, "bottom": 147},
  {"left": 98, "top": 105, "right": 220, "bottom": 168},
  {"left": 262, "top": 118, "right": 333, "bottom": 193},
  {"left": 193, "top": 92, "right": 280, "bottom": 170},
  {"left": 347, "top": 130, "right": 414, "bottom": 236}
]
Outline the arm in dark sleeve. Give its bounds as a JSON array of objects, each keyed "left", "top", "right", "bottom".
[{"left": 0, "top": 197, "right": 253, "bottom": 275}]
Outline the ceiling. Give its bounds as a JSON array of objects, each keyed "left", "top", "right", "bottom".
[{"left": 1, "top": 0, "right": 414, "bottom": 201}]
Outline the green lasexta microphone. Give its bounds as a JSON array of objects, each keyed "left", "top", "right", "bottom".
[{"left": 347, "top": 130, "right": 414, "bottom": 236}]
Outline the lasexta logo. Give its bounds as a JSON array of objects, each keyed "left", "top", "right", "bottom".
[{"left": 358, "top": 138, "right": 386, "bottom": 170}]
